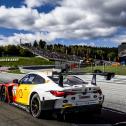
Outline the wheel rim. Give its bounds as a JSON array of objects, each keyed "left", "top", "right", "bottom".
[{"left": 31, "top": 97, "right": 40, "bottom": 116}]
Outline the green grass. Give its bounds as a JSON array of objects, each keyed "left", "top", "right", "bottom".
[
  {"left": 2, "top": 57, "right": 126, "bottom": 75},
  {"left": 0, "top": 57, "right": 54, "bottom": 67},
  {"left": 83, "top": 65, "right": 126, "bottom": 75}
]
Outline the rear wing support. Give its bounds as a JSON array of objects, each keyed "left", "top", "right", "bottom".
[
  {"left": 59, "top": 74, "right": 63, "bottom": 87},
  {"left": 91, "top": 74, "right": 96, "bottom": 85}
]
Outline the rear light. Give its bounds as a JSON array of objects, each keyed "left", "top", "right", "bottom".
[
  {"left": 50, "top": 90, "right": 76, "bottom": 97},
  {"left": 50, "top": 91, "right": 65, "bottom": 97}
]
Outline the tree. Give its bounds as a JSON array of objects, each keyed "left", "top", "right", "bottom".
[
  {"left": 4, "top": 45, "right": 20, "bottom": 56},
  {"left": 19, "top": 48, "right": 33, "bottom": 57},
  {"left": 0, "top": 46, "right": 4, "bottom": 56},
  {"left": 33, "top": 40, "right": 38, "bottom": 47},
  {"left": 107, "top": 52, "right": 116, "bottom": 61},
  {"left": 96, "top": 50, "right": 105, "bottom": 60},
  {"left": 39, "top": 40, "right": 46, "bottom": 49}
]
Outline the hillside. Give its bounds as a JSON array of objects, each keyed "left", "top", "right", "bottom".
[{"left": 0, "top": 57, "right": 54, "bottom": 67}]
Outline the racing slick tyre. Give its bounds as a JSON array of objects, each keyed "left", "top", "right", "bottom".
[
  {"left": 30, "top": 93, "right": 42, "bottom": 118},
  {"left": 0, "top": 86, "right": 7, "bottom": 102}
]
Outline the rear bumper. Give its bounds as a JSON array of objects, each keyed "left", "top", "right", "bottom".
[
  {"left": 54, "top": 104, "right": 102, "bottom": 114},
  {"left": 41, "top": 100, "right": 56, "bottom": 110},
  {"left": 41, "top": 100, "right": 102, "bottom": 114}
]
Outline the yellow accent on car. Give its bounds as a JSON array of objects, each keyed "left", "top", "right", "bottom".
[
  {"left": 63, "top": 104, "right": 73, "bottom": 108},
  {"left": 15, "top": 84, "right": 36, "bottom": 105}
]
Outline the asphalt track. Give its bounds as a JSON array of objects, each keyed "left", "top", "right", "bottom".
[
  {"left": 0, "top": 102, "right": 126, "bottom": 126},
  {"left": 0, "top": 73, "right": 126, "bottom": 126}
]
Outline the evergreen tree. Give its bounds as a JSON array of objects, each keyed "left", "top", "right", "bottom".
[{"left": 33, "top": 40, "right": 38, "bottom": 47}]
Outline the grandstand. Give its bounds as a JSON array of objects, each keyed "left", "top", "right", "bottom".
[{"left": 20, "top": 44, "right": 83, "bottom": 63}]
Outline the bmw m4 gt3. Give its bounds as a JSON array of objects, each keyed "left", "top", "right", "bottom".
[{"left": 0, "top": 72, "right": 104, "bottom": 118}]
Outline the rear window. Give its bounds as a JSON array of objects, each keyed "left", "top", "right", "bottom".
[
  {"left": 48, "top": 75, "right": 88, "bottom": 86},
  {"left": 64, "top": 76, "right": 88, "bottom": 85}
]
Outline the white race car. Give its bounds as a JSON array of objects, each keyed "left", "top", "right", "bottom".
[{"left": 0, "top": 71, "right": 104, "bottom": 119}]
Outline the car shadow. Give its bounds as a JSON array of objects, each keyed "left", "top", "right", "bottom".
[{"left": 42, "top": 107, "right": 126, "bottom": 124}]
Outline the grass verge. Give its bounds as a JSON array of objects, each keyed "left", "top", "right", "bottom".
[
  {"left": 83, "top": 65, "right": 126, "bottom": 75},
  {"left": 0, "top": 57, "right": 54, "bottom": 67}
]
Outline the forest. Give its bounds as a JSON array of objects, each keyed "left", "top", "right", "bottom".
[{"left": 0, "top": 39, "right": 118, "bottom": 61}]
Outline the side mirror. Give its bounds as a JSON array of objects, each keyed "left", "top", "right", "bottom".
[{"left": 13, "top": 79, "right": 19, "bottom": 84}]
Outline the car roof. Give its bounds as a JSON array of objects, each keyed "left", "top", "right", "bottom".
[{"left": 27, "top": 71, "right": 52, "bottom": 80}]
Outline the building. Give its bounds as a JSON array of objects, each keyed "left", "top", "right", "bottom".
[{"left": 118, "top": 42, "right": 126, "bottom": 64}]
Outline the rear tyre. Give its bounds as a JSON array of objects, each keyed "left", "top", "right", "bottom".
[
  {"left": 0, "top": 86, "right": 7, "bottom": 102},
  {"left": 30, "top": 94, "right": 42, "bottom": 118}
]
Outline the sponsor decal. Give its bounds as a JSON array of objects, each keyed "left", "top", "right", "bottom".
[
  {"left": 18, "top": 89, "right": 23, "bottom": 98},
  {"left": 63, "top": 103, "right": 73, "bottom": 108}
]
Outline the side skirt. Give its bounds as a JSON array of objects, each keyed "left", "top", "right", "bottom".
[{"left": 11, "top": 102, "right": 30, "bottom": 112}]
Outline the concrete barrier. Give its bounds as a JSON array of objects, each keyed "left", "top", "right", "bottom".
[{"left": 19, "top": 65, "right": 61, "bottom": 74}]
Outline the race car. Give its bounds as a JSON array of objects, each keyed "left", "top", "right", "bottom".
[{"left": 0, "top": 71, "right": 104, "bottom": 119}]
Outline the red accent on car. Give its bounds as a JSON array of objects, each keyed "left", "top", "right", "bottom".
[
  {"left": 50, "top": 91, "right": 65, "bottom": 97},
  {"left": 50, "top": 91, "right": 76, "bottom": 97},
  {"left": 0, "top": 83, "right": 17, "bottom": 103}
]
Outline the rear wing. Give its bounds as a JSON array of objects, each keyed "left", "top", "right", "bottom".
[
  {"left": 52, "top": 71, "right": 115, "bottom": 87},
  {"left": 91, "top": 72, "right": 115, "bottom": 86},
  {"left": 93, "top": 72, "right": 115, "bottom": 80}
]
